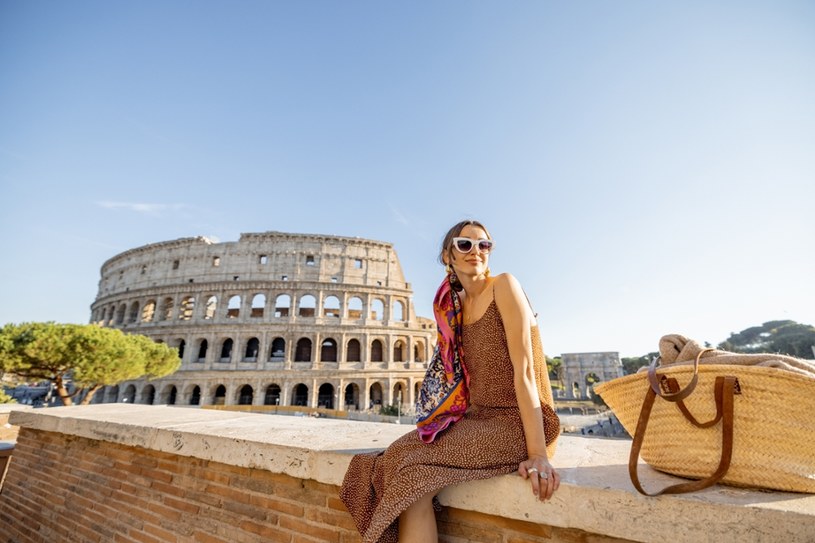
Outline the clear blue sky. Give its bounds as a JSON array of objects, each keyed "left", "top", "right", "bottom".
[{"left": 1, "top": 1, "right": 813, "bottom": 357}]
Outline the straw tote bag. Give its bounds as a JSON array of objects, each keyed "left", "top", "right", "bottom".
[{"left": 595, "top": 334, "right": 815, "bottom": 495}]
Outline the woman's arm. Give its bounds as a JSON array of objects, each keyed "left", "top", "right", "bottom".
[{"left": 494, "top": 273, "right": 560, "bottom": 501}]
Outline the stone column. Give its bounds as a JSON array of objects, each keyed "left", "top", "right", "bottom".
[
  {"left": 385, "top": 335, "right": 393, "bottom": 365},
  {"left": 362, "top": 379, "right": 371, "bottom": 411},
  {"left": 310, "top": 378, "right": 318, "bottom": 408},
  {"left": 313, "top": 332, "right": 321, "bottom": 369}
]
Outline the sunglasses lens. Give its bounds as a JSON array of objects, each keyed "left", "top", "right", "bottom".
[
  {"left": 478, "top": 241, "right": 493, "bottom": 253},
  {"left": 455, "top": 239, "right": 473, "bottom": 253}
]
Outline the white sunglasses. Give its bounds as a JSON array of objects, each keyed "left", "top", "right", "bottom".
[{"left": 452, "top": 237, "right": 494, "bottom": 254}]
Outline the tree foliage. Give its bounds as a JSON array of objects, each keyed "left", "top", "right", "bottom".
[
  {"left": 0, "top": 387, "right": 14, "bottom": 404},
  {"left": 621, "top": 320, "right": 815, "bottom": 370},
  {"left": 621, "top": 352, "right": 658, "bottom": 375},
  {"left": 718, "top": 320, "right": 815, "bottom": 359},
  {"left": 546, "top": 356, "right": 564, "bottom": 388},
  {"left": 0, "top": 322, "right": 180, "bottom": 406}
]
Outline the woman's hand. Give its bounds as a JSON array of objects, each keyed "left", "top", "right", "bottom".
[{"left": 518, "top": 456, "right": 559, "bottom": 501}]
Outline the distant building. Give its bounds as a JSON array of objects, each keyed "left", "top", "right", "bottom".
[
  {"left": 560, "top": 352, "right": 623, "bottom": 400},
  {"left": 91, "top": 231, "right": 435, "bottom": 411}
]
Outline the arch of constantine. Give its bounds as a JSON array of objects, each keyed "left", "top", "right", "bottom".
[
  {"left": 560, "top": 351, "right": 624, "bottom": 400},
  {"left": 91, "top": 231, "right": 435, "bottom": 412}
]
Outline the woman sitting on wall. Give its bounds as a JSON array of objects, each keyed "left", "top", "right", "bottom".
[{"left": 341, "top": 219, "right": 560, "bottom": 543}]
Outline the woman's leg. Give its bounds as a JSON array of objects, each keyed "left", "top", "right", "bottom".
[{"left": 398, "top": 492, "right": 437, "bottom": 543}]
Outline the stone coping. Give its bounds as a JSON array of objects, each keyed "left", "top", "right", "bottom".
[
  {"left": 10, "top": 404, "right": 815, "bottom": 543},
  {"left": 0, "top": 404, "right": 31, "bottom": 415}
]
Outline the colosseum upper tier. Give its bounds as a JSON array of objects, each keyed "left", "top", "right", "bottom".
[{"left": 91, "top": 231, "right": 436, "bottom": 412}]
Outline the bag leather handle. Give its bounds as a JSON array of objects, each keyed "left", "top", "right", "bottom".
[
  {"left": 662, "top": 375, "right": 734, "bottom": 429},
  {"left": 628, "top": 375, "right": 737, "bottom": 496},
  {"left": 647, "top": 348, "right": 714, "bottom": 402}
]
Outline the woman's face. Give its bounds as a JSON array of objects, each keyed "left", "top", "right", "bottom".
[{"left": 447, "top": 224, "right": 491, "bottom": 277}]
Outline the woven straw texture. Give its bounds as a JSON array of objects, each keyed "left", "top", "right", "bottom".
[{"left": 596, "top": 362, "right": 815, "bottom": 493}]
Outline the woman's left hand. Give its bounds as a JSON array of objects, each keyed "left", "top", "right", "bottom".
[{"left": 518, "top": 456, "right": 559, "bottom": 501}]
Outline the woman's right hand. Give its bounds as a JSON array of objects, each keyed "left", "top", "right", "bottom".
[{"left": 518, "top": 456, "right": 559, "bottom": 501}]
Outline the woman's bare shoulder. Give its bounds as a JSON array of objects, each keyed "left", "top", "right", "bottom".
[{"left": 493, "top": 273, "right": 525, "bottom": 307}]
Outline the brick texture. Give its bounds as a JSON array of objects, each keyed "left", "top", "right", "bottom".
[{"left": 0, "top": 428, "right": 631, "bottom": 543}]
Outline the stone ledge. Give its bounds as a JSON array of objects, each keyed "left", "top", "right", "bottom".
[{"left": 10, "top": 404, "right": 815, "bottom": 543}]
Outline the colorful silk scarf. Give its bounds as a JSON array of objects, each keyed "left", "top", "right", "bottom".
[{"left": 415, "top": 274, "right": 470, "bottom": 443}]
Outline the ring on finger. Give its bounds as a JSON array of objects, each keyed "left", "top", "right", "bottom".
[
  {"left": 539, "top": 472, "right": 549, "bottom": 480},
  {"left": 528, "top": 467, "right": 539, "bottom": 474}
]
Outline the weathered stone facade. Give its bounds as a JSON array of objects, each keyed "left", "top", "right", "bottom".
[
  {"left": 561, "top": 352, "right": 624, "bottom": 400},
  {"left": 91, "top": 232, "right": 435, "bottom": 411}
]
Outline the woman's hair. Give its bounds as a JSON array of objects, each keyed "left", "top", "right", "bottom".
[{"left": 438, "top": 220, "right": 492, "bottom": 265}]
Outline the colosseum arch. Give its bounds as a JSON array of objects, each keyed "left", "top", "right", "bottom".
[
  {"left": 393, "top": 338, "right": 407, "bottom": 362},
  {"left": 212, "top": 384, "right": 227, "bottom": 405},
  {"left": 346, "top": 339, "right": 361, "bottom": 362},
  {"left": 291, "top": 383, "right": 308, "bottom": 406},
  {"left": 159, "top": 384, "right": 177, "bottom": 405},
  {"left": 90, "top": 232, "right": 437, "bottom": 410},
  {"left": 370, "top": 339, "right": 384, "bottom": 362},
  {"left": 159, "top": 297, "right": 174, "bottom": 321},
  {"left": 179, "top": 296, "right": 195, "bottom": 320},
  {"left": 251, "top": 294, "right": 266, "bottom": 318},
  {"left": 237, "top": 385, "right": 254, "bottom": 405},
  {"left": 128, "top": 301, "right": 140, "bottom": 323},
  {"left": 243, "top": 337, "right": 260, "bottom": 361},
  {"left": 226, "top": 295, "right": 241, "bottom": 318},
  {"left": 274, "top": 294, "right": 290, "bottom": 317},
  {"left": 264, "top": 384, "right": 281, "bottom": 405},
  {"left": 203, "top": 295, "right": 217, "bottom": 320},
  {"left": 219, "top": 338, "right": 234, "bottom": 362},
  {"left": 141, "top": 385, "right": 156, "bottom": 405},
  {"left": 369, "top": 382, "right": 383, "bottom": 407},
  {"left": 392, "top": 381, "right": 407, "bottom": 406},
  {"left": 323, "top": 296, "right": 341, "bottom": 318},
  {"left": 105, "top": 385, "right": 120, "bottom": 403},
  {"left": 393, "top": 300, "right": 405, "bottom": 322},
  {"left": 141, "top": 300, "right": 156, "bottom": 323},
  {"left": 413, "top": 340, "right": 426, "bottom": 362},
  {"left": 115, "top": 304, "right": 126, "bottom": 325},
  {"left": 344, "top": 383, "right": 360, "bottom": 410},
  {"left": 123, "top": 384, "right": 136, "bottom": 403},
  {"left": 370, "top": 299, "right": 385, "bottom": 321},
  {"left": 298, "top": 294, "right": 316, "bottom": 317},
  {"left": 295, "top": 338, "right": 312, "bottom": 362},
  {"left": 174, "top": 339, "right": 186, "bottom": 361},
  {"left": 269, "top": 338, "right": 286, "bottom": 361},
  {"left": 195, "top": 339, "right": 208, "bottom": 362},
  {"left": 188, "top": 385, "right": 202, "bottom": 405},
  {"left": 347, "top": 297, "right": 364, "bottom": 319},
  {"left": 317, "top": 383, "right": 334, "bottom": 409},
  {"left": 320, "top": 338, "right": 338, "bottom": 363}
]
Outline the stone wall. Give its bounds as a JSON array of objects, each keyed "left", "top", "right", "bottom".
[
  {"left": 0, "top": 429, "right": 624, "bottom": 543},
  {"left": 1, "top": 405, "right": 813, "bottom": 543}
]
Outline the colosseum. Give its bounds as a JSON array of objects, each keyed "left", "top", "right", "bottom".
[{"left": 91, "top": 231, "right": 436, "bottom": 413}]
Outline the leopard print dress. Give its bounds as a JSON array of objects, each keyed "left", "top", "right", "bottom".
[{"left": 340, "top": 300, "right": 560, "bottom": 543}]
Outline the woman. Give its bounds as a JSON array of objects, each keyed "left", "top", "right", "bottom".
[{"left": 341, "top": 220, "right": 560, "bottom": 543}]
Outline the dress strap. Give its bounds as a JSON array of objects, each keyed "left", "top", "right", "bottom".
[
  {"left": 492, "top": 280, "right": 537, "bottom": 318},
  {"left": 522, "top": 288, "right": 538, "bottom": 318}
]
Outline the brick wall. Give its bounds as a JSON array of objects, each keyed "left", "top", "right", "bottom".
[{"left": 0, "top": 428, "right": 626, "bottom": 543}]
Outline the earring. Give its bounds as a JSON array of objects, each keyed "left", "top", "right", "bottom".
[{"left": 448, "top": 270, "right": 463, "bottom": 292}]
